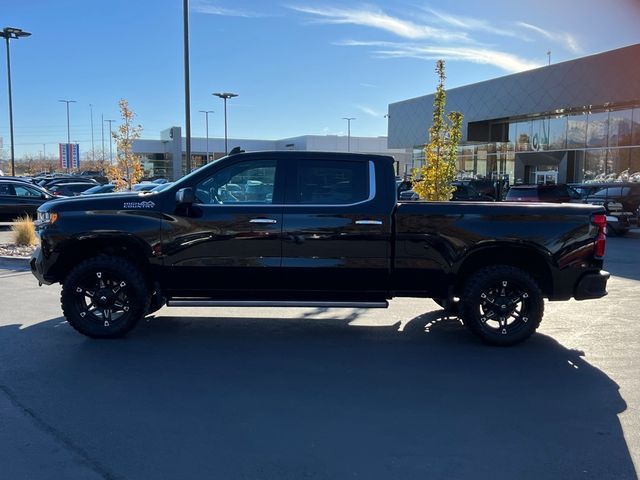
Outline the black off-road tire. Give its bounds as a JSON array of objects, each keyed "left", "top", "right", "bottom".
[
  {"left": 61, "top": 256, "right": 150, "bottom": 338},
  {"left": 460, "top": 265, "right": 544, "bottom": 346}
]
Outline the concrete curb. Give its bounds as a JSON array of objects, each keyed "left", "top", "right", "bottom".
[{"left": 0, "top": 256, "right": 31, "bottom": 267}]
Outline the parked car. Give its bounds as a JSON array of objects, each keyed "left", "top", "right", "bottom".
[
  {"left": 80, "top": 184, "right": 117, "bottom": 195},
  {"left": 0, "top": 178, "right": 54, "bottom": 221},
  {"left": 399, "top": 183, "right": 494, "bottom": 202},
  {"left": 396, "top": 179, "right": 413, "bottom": 199},
  {"left": 575, "top": 183, "right": 640, "bottom": 220},
  {"left": 39, "top": 176, "right": 98, "bottom": 190},
  {"left": 507, "top": 183, "right": 631, "bottom": 235},
  {"left": 78, "top": 171, "right": 109, "bottom": 184},
  {"left": 32, "top": 150, "right": 609, "bottom": 346},
  {"left": 451, "top": 181, "right": 494, "bottom": 201},
  {"left": 504, "top": 184, "right": 582, "bottom": 203},
  {"left": 132, "top": 182, "right": 158, "bottom": 192},
  {"left": 458, "top": 179, "right": 502, "bottom": 199},
  {"left": 0, "top": 176, "right": 38, "bottom": 185},
  {"left": 399, "top": 189, "right": 419, "bottom": 201},
  {"left": 48, "top": 182, "right": 97, "bottom": 197},
  {"left": 150, "top": 182, "right": 173, "bottom": 192}
]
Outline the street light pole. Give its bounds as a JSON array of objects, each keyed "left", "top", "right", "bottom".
[
  {"left": 59, "top": 99, "right": 77, "bottom": 172},
  {"left": 104, "top": 119, "right": 115, "bottom": 164},
  {"left": 89, "top": 103, "right": 95, "bottom": 160},
  {"left": 199, "top": 110, "right": 214, "bottom": 163},
  {"left": 342, "top": 117, "right": 356, "bottom": 152},
  {"left": 101, "top": 113, "right": 105, "bottom": 166},
  {"left": 183, "top": 0, "right": 192, "bottom": 174},
  {"left": 1, "top": 27, "right": 31, "bottom": 176},
  {"left": 213, "top": 92, "right": 238, "bottom": 155}
]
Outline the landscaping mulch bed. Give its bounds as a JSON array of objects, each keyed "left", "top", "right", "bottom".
[{"left": 0, "top": 243, "right": 37, "bottom": 258}]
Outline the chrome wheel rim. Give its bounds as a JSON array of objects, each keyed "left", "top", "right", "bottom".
[
  {"left": 73, "top": 269, "right": 132, "bottom": 327},
  {"left": 478, "top": 279, "right": 530, "bottom": 336}
]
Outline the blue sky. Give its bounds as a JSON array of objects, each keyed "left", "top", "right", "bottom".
[{"left": 2, "top": 0, "right": 639, "bottom": 158}]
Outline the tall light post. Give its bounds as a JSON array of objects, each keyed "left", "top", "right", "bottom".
[
  {"left": 104, "top": 119, "right": 115, "bottom": 164},
  {"left": 101, "top": 113, "right": 105, "bottom": 166},
  {"left": 213, "top": 92, "right": 238, "bottom": 155},
  {"left": 199, "top": 110, "right": 214, "bottom": 163},
  {"left": 342, "top": 117, "right": 356, "bottom": 152},
  {"left": 89, "top": 103, "right": 95, "bottom": 160},
  {"left": 1, "top": 27, "right": 31, "bottom": 176},
  {"left": 183, "top": 0, "right": 192, "bottom": 173},
  {"left": 59, "top": 99, "right": 76, "bottom": 172}
]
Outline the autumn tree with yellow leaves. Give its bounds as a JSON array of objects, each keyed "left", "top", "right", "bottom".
[
  {"left": 412, "top": 60, "right": 463, "bottom": 201},
  {"left": 106, "top": 99, "right": 144, "bottom": 191}
]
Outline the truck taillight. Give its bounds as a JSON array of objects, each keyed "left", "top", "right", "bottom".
[{"left": 592, "top": 213, "right": 607, "bottom": 258}]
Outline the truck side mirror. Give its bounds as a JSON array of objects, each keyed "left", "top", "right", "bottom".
[{"left": 176, "top": 187, "right": 195, "bottom": 205}]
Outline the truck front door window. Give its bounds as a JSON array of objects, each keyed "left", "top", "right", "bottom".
[{"left": 195, "top": 160, "right": 276, "bottom": 204}]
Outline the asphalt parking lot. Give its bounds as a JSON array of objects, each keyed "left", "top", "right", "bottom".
[{"left": 1, "top": 232, "right": 639, "bottom": 480}]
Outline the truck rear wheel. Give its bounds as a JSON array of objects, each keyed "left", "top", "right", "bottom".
[
  {"left": 460, "top": 265, "right": 543, "bottom": 346},
  {"left": 61, "top": 256, "right": 150, "bottom": 338}
]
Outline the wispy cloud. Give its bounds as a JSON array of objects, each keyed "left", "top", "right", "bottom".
[
  {"left": 288, "top": 5, "right": 470, "bottom": 42},
  {"left": 356, "top": 105, "right": 383, "bottom": 117},
  {"left": 192, "top": 0, "right": 270, "bottom": 18},
  {"left": 517, "top": 22, "right": 581, "bottom": 53},
  {"left": 288, "top": 5, "right": 541, "bottom": 73},
  {"left": 338, "top": 40, "right": 541, "bottom": 73},
  {"left": 422, "top": 8, "right": 519, "bottom": 38},
  {"left": 360, "top": 83, "right": 380, "bottom": 88}
]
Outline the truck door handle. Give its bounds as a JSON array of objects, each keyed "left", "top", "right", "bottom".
[
  {"left": 249, "top": 218, "right": 277, "bottom": 224},
  {"left": 355, "top": 219, "right": 383, "bottom": 225}
]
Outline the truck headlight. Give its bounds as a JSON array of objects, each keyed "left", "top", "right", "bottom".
[{"left": 37, "top": 211, "right": 59, "bottom": 225}]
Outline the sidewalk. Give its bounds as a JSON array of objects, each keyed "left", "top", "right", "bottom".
[{"left": 0, "top": 230, "right": 13, "bottom": 244}]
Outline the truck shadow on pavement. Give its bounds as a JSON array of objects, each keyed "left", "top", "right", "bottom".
[{"left": 0, "top": 312, "right": 636, "bottom": 480}]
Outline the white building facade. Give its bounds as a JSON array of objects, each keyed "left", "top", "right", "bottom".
[{"left": 133, "top": 128, "right": 412, "bottom": 181}]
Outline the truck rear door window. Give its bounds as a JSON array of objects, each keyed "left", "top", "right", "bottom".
[{"left": 294, "top": 160, "right": 368, "bottom": 205}]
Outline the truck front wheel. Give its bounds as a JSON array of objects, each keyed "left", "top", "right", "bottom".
[
  {"left": 460, "top": 265, "right": 544, "bottom": 346},
  {"left": 61, "top": 256, "right": 150, "bottom": 338}
]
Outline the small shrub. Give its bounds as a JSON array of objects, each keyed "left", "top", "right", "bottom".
[{"left": 11, "top": 215, "right": 37, "bottom": 246}]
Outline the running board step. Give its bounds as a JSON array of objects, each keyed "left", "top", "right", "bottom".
[{"left": 166, "top": 299, "right": 389, "bottom": 308}]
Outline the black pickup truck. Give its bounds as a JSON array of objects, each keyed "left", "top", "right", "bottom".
[{"left": 31, "top": 151, "right": 610, "bottom": 345}]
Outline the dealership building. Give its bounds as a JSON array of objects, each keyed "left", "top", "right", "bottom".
[
  {"left": 133, "top": 129, "right": 411, "bottom": 180},
  {"left": 388, "top": 43, "right": 640, "bottom": 185}
]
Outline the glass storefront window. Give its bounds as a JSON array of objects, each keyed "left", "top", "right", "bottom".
[
  {"left": 607, "top": 148, "right": 630, "bottom": 180},
  {"left": 587, "top": 111, "right": 609, "bottom": 148},
  {"left": 458, "top": 145, "right": 476, "bottom": 178},
  {"left": 548, "top": 115, "right": 567, "bottom": 150},
  {"left": 140, "top": 153, "right": 172, "bottom": 180},
  {"left": 567, "top": 113, "right": 587, "bottom": 148},
  {"left": 584, "top": 149, "right": 607, "bottom": 181},
  {"left": 531, "top": 118, "right": 550, "bottom": 151},
  {"left": 486, "top": 154, "right": 498, "bottom": 178},
  {"left": 629, "top": 148, "right": 640, "bottom": 180},
  {"left": 608, "top": 109, "right": 633, "bottom": 147},
  {"left": 632, "top": 109, "right": 640, "bottom": 146},
  {"left": 513, "top": 121, "right": 531, "bottom": 151}
]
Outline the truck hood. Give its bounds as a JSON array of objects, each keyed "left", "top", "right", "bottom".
[{"left": 37, "top": 191, "right": 163, "bottom": 213}]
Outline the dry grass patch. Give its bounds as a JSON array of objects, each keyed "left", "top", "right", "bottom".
[{"left": 11, "top": 215, "right": 37, "bottom": 246}]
